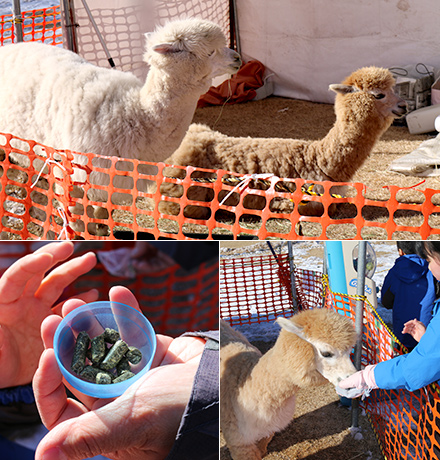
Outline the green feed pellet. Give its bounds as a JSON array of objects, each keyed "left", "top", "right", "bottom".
[{"left": 71, "top": 329, "right": 143, "bottom": 385}]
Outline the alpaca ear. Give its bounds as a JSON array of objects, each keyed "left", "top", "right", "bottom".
[
  {"left": 151, "top": 43, "right": 181, "bottom": 54},
  {"left": 329, "top": 84, "right": 357, "bottom": 95},
  {"left": 276, "top": 317, "right": 307, "bottom": 340}
]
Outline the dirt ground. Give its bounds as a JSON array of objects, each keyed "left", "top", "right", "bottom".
[{"left": 220, "top": 242, "right": 384, "bottom": 460}]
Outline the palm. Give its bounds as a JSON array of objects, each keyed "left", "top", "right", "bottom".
[
  {"left": 34, "top": 319, "right": 206, "bottom": 460},
  {"left": 89, "top": 337, "right": 205, "bottom": 460},
  {"left": 0, "top": 243, "right": 97, "bottom": 388}
]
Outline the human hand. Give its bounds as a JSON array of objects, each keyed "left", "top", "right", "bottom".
[
  {"left": 336, "top": 364, "right": 377, "bottom": 399},
  {"left": 402, "top": 319, "right": 426, "bottom": 343},
  {"left": 33, "top": 286, "right": 206, "bottom": 460},
  {"left": 0, "top": 242, "right": 97, "bottom": 388}
]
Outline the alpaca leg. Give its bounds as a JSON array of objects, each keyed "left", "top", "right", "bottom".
[
  {"left": 227, "top": 443, "right": 263, "bottom": 460},
  {"left": 256, "top": 433, "right": 274, "bottom": 457}
]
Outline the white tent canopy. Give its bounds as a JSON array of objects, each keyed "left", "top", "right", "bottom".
[{"left": 66, "top": 0, "right": 440, "bottom": 104}]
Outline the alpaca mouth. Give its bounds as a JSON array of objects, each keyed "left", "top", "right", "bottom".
[{"left": 392, "top": 108, "right": 408, "bottom": 118}]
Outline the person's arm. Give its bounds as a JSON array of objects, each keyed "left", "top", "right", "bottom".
[
  {"left": 380, "top": 271, "right": 395, "bottom": 310},
  {"left": 166, "top": 331, "right": 219, "bottom": 460},
  {"left": 374, "top": 308, "right": 440, "bottom": 391}
]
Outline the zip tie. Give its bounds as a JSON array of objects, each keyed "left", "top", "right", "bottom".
[
  {"left": 56, "top": 206, "right": 71, "bottom": 240},
  {"left": 30, "top": 158, "right": 67, "bottom": 189},
  {"left": 219, "top": 173, "right": 275, "bottom": 206}
]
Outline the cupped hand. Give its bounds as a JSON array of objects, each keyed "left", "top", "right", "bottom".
[
  {"left": 402, "top": 319, "right": 426, "bottom": 343},
  {"left": 0, "top": 242, "right": 97, "bottom": 388},
  {"left": 33, "top": 286, "right": 206, "bottom": 460}
]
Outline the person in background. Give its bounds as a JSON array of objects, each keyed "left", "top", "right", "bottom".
[
  {"left": 339, "top": 241, "right": 440, "bottom": 396},
  {"left": 381, "top": 241, "right": 438, "bottom": 350}
]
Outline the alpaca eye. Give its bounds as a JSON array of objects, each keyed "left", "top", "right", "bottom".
[
  {"left": 320, "top": 351, "right": 334, "bottom": 358},
  {"left": 374, "top": 93, "right": 385, "bottom": 99},
  {"left": 208, "top": 50, "right": 215, "bottom": 57}
]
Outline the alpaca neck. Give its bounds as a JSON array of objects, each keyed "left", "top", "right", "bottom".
[
  {"left": 136, "top": 68, "right": 204, "bottom": 161},
  {"left": 241, "top": 334, "right": 322, "bottom": 412},
  {"left": 304, "top": 108, "right": 392, "bottom": 182}
]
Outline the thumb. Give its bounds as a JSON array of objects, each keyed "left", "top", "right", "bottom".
[{"left": 35, "top": 407, "right": 120, "bottom": 460}]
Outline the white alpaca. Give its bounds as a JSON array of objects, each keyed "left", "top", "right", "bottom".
[
  {"left": 159, "top": 67, "right": 407, "bottom": 219},
  {"left": 221, "top": 309, "right": 357, "bottom": 460},
  {"left": 0, "top": 18, "right": 240, "bottom": 234},
  {"left": 0, "top": 18, "right": 241, "bottom": 162}
]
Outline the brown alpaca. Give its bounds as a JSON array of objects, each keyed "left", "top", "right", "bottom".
[
  {"left": 220, "top": 309, "right": 357, "bottom": 460},
  {"left": 168, "top": 66, "right": 407, "bottom": 181},
  {"left": 157, "top": 67, "right": 407, "bottom": 219}
]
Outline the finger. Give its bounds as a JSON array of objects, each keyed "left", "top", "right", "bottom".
[
  {"left": 33, "top": 242, "right": 74, "bottom": 264},
  {"left": 0, "top": 253, "right": 54, "bottom": 304},
  {"left": 108, "top": 285, "right": 142, "bottom": 313},
  {"left": 35, "top": 408, "right": 118, "bottom": 460},
  {"left": 61, "top": 298, "right": 86, "bottom": 318},
  {"left": 36, "top": 252, "right": 97, "bottom": 307},
  {"left": 41, "top": 315, "right": 63, "bottom": 350},
  {"left": 52, "top": 289, "right": 99, "bottom": 315},
  {"left": 33, "top": 348, "right": 87, "bottom": 430}
]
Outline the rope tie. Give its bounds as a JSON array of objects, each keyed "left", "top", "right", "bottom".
[
  {"left": 30, "top": 158, "right": 67, "bottom": 189},
  {"left": 219, "top": 173, "right": 275, "bottom": 206},
  {"left": 56, "top": 206, "right": 71, "bottom": 240}
]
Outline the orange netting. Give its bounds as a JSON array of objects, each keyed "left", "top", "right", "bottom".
[
  {"left": 0, "top": 242, "right": 219, "bottom": 337},
  {"left": 220, "top": 255, "right": 440, "bottom": 460},
  {"left": 3, "top": 131, "right": 440, "bottom": 240},
  {"left": 0, "top": 6, "right": 63, "bottom": 46}
]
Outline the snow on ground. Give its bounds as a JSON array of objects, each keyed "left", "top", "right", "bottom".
[
  {"left": 220, "top": 241, "right": 400, "bottom": 342},
  {"left": 0, "top": 0, "right": 59, "bottom": 16}
]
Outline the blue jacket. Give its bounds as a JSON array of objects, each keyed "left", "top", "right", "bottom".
[
  {"left": 375, "top": 298, "right": 440, "bottom": 391},
  {"left": 380, "top": 254, "right": 436, "bottom": 349}
]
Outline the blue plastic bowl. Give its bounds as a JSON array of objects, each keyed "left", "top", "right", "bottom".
[{"left": 54, "top": 301, "right": 156, "bottom": 398}]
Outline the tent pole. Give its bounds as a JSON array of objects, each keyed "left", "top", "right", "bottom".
[
  {"left": 287, "top": 242, "right": 298, "bottom": 312},
  {"left": 229, "top": 0, "right": 240, "bottom": 54},
  {"left": 80, "top": 0, "right": 115, "bottom": 68},
  {"left": 61, "top": 0, "right": 79, "bottom": 52},
  {"left": 12, "top": 0, "right": 23, "bottom": 42},
  {"left": 351, "top": 241, "right": 367, "bottom": 428}
]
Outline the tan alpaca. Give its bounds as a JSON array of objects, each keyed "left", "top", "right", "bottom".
[
  {"left": 220, "top": 309, "right": 357, "bottom": 460},
  {"left": 158, "top": 67, "right": 407, "bottom": 218}
]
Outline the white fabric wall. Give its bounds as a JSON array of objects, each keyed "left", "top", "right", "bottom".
[
  {"left": 69, "top": 0, "right": 229, "bottom": 81},
  {"left": 236, "top": 0, "right": 440, "bottom": 103}
]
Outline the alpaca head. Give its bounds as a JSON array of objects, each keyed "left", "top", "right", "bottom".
[
  {"left": 329, "top": 66, "right": 407, "bottom": 125},
  {"left": 144, "top": 18, "right": 241, "bottom": 90},
  {"left": 277, "top": 309, "right": 357, "bottom": 387}
]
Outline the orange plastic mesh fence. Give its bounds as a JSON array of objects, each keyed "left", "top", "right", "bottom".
[
  {"left": 0, "top": 6, "right": 63, "bottom": 46},
  {"left": 220, "top": 255, "right": 440, "bottom": 460},
  {"left": 4, "top": 132, "right": 440, "bottom": 239},
  {"left": 0, "top": 242, "right": 219, "bottom": 337},
  {"left": 220, "top": 253, "right": 295, "bottom": 325},
  {"left": 65, "top": 257, "right": 219, "bottom": 337}
]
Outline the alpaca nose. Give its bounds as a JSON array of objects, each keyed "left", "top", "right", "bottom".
[
  {"left": 232, "top": 50, "right": 242, "bottom": 67},
  {"left": 393, "top": 100, "right": 408, "bottom": 117}
]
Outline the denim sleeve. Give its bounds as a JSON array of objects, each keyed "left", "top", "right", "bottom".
[{"left": 165, "top": 331, "right": 219, "bottom": 460}]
